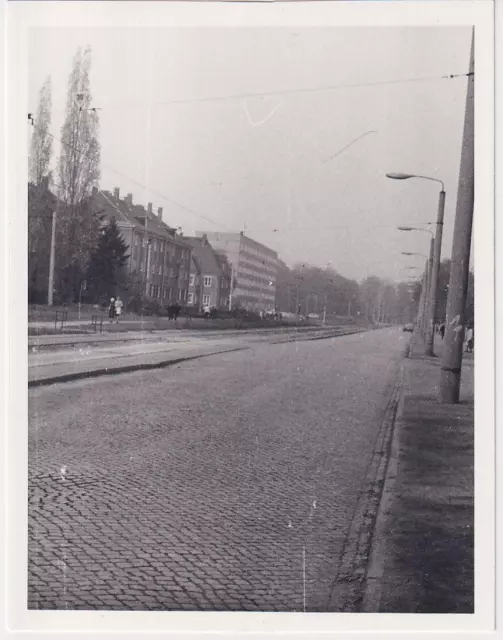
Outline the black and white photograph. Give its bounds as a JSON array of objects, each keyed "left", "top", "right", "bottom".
[{"left": 4, "top": 0, "right": 496, "bottom": 636}]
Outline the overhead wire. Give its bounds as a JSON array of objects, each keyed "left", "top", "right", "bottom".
[
  {"left": 29, "top": 120, "right": 228, "bottom": 231},
  {"left": 90, "top": 71, "right": 474, "bottom": 111}
]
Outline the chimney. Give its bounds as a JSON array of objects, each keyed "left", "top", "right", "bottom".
[
  {"left": 157, "top": 207, "right": 163, "bottom": 220},
  {"left": 113, "top": 187, "right": 120, "bottom": 198},
  {"left": 92, "top": 186, "right": 98, "bottom": 196},
  {"left": 125, "top": 193, "right": 133, "bottom": 206},
  {"left": 202, "top": 233, "right": 208, "bottom": 245},
  {"left": 147, "top": 202, "right": 153, "bottom": 214},
  {"left": 40, "top": 175, "right": 49, "bottom": 191}
]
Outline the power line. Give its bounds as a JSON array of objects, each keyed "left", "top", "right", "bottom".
[
  {"left": 43, "top": 71, "right": 473, "bottom": 114},
  {"left": 29, "top": 120, "right": 227, "bottom": 231},
  {"left": 243, "top": 222, "right": 433, "bottom": 234}
]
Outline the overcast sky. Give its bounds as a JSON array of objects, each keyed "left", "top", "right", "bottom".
[{"left": 29, "top": 26, "right": 472, "bottom": 283}]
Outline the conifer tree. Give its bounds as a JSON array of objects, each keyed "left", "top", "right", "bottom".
[{"left": 85, "top": 218, "right": 130, "bottom": 304}]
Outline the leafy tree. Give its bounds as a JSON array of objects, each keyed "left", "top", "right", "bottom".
[
  {"left": 55, "top": 46, "right": 101, "bottom": 302},
  {"left": 29, "top": 77, "right": 53, "bottom": 186},
  {"left": 28, "top": 181, "right": 56, "bottom": 303},
  {"left": 85, "top": 218, "right": 130, "bottom": 304}
]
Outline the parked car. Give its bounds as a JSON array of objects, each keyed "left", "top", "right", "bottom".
[{"left": 403, "top": 323, "right": 414, "bottom": 332}]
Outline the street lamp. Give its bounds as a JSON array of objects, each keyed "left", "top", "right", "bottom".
[
  {"left": 388, "top": 172, "right": 446, "bottom": 356},
  {"left": 398, "top": 226, "right": 434, "bottom": 236},
  {"left": 398, "top": 227, "right": 435, "bottom": 336}
]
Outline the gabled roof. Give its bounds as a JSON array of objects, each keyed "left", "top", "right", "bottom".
[
  {"left": 184, "top": 236, "right": 225, "bottom": 276},
  {"left": 93, "top": 190, "right": 190, "bottom": 248}
]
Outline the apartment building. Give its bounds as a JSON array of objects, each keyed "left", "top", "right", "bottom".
[
  {"left": 92, "top": 187, "right": 192, "bottom": 305},
  {"left": 197, "top": 231, "right": 278, "bottom": 312},
  {"left": 184, "top": 235, "right": 231, "bottom": 310}
]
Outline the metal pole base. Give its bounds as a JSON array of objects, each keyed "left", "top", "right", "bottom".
[
  {"left": 424, "top": 344, "right": 436, "bottom": 357},
  {"left": 439, "top": 368, "right": 461, "bottom": 404}
]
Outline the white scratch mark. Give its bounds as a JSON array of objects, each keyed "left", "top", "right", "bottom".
[
  {"left": 449, "top": 314, "right": 460, "bottom": 327},
  {"left": 243, "top": 99, "right": 282, "bottom": 127},
  {"left": 288, "top": 520, "right": 293, "bottom": 528},
  {"left": 60, "top": 465, "right": 67, "bottom": 481}
]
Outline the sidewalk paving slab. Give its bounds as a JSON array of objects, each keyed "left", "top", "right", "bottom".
[
  {"left": 363, "top": 332, "right": 474, "bottom": 613},
  {"left": 28, "top": 342, "right": 248, "bottom": 387}
]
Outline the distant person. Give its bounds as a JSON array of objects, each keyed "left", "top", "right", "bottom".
[
  {"left": 439, "top": 322, "right": 445, "bottom": 339},
  {"left": 108, "top": 297, "right": 116, "bottom": 323},
  {"left": 114, "top": 297, "right": 123, "bottom": 323},
  {"left": 465, "top": 325, "right": 474, "bottom": 353},
  {"left": 203, "top": 304, "right": 211, "bottom": 319}
]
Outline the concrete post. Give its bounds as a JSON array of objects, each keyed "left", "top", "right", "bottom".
[
  {"left": 47, "top": 204, "right": 58, "bottom": 306},
  {"left": 424, "top": 189, "right": 446, "bottom": 356},
  {"left": 425, "top": 237, "right": 434, "bottom": 334},
  {"left": 439, "top": 34, "right": 474, "bottom": 403}
]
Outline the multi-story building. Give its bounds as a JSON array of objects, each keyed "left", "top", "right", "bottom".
[
  {"left": 92, "top": 187, "right": 192, "bottom": 305},
  {"left": 184, "top": 235, "right": 231, "bottom": 310},
  {"left": 197, "top": 231, "right": 278, "bottom": 312}
]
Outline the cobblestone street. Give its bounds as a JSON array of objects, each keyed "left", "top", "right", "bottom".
[{"left": 28, "top": 328, "right": 407, "bottom": 611}]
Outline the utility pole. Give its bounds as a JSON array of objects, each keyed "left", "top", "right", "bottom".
[
  {"left": 47, "top": 200, "right": 59, "bottom": 306},
  {"left": 424, "top": 189, "right": 446, "bottom": 355},
  {"left": 425, "top": 237, "right": 434, "bottom": 334},
  {"left": 439, "top": 33, "right": 474, "bottom": 403}
]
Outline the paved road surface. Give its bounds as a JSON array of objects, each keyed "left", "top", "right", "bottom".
[{"left": 28, "top": 328, "right": 407, "bottom": 611}]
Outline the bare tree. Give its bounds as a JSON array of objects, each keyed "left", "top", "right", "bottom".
[
  {"left": 29, "top": 77, "right": 53, "bottom": 186},
  {"left": 58, "top": 46, "right": 100, "bottom": 208},
  {"left": 56, "top": 46, "right": 101, "bottom": 302}
]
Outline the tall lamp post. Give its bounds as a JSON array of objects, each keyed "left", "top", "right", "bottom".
[
  {"left": 387, "top": 173, "right": 446, "bottom": 356},
  {"left": 398, "top": 227, "right": 435, "bottom": 335},
  {"left": 402, "top": 252, "right": 429, "bottom": 334}
]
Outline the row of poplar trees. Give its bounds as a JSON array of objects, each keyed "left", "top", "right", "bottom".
[{"left": 28, "top": 47, "right": 129, "bottom": 306}]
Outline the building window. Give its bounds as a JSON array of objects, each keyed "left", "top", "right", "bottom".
[
  {"left": 188, "top": 293, "right": 194, "bottom": 304},
  {"left": 204, "top": 276, "right": 212, "bottom": 287},
  {"left": 203, "top": 294, "right": 210, "bottom": 306},
  {"left": 189, "top": 275, "right": 195, "bottom": 286},
  {"left": 158, "top": 264, "right": 162, "bottom": 275}
]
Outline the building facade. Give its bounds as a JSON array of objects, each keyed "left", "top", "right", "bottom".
[
  {"left": 185, "top": 235, "right": 231, "bottom": 310},
  {"left": 93, "top": 188, "right": 192, "bottom": 306},
  {"left": 198, "top": 232, "right": 278, "bottom": 312}
]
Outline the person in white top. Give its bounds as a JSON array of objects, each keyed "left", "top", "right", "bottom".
[
  {"left": 114, "top": 297, "right": 123, "bottom": 323},
  {"left": 465, "top": 325, "right": 474, "bottom": 352}
]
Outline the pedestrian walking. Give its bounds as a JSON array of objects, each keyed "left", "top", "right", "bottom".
[
  {"left": 108, "top": 297, "right": 116, "bottom": 323},
  {"left": 203, "top": 304, "right": 211, "bottom": 319},
  {"left": 439, "top": 322, "right": 445, "bottom": 339},
  {"left": 114, "top": 297, "right": 123, "bottom": 324},
  {"left": 465, "top": 325, "right": 474, "bottom": 352}
]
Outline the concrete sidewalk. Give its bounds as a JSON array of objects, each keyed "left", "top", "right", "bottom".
[
  {"left": 28, "top": 339, "right": 248, "bottom": 387},
  {"left": 363, "top": 331, "right": 474, "bottom": 613}
]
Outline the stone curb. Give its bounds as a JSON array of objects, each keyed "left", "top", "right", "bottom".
[
  {"left": 325, "top": 359, "right": 404, "bottom": 611},
  {"left": 28, "top": 346, "right": 249, "bottom": 389}
]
